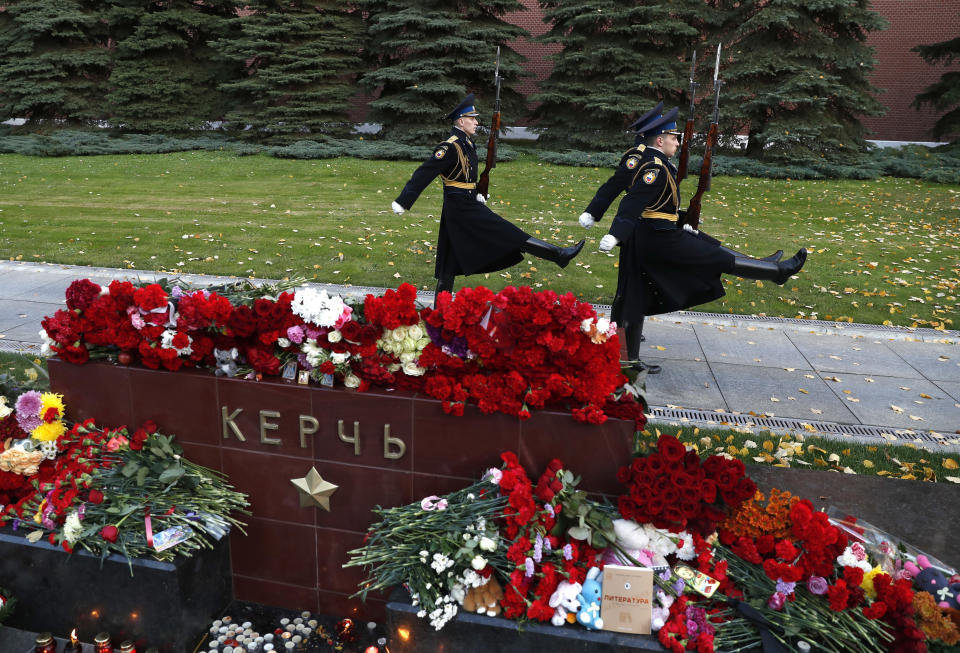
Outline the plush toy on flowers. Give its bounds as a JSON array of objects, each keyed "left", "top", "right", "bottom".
[{"left": 0, "top": 391, "right": 67, "bottom": 466}]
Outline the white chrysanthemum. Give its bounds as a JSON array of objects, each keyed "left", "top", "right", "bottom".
[
  {"left": 0, "top": 397, "right": 11, "bottom": 420},
  {"left": 343, "top": 373, "right": 361, "bottom": 388},
  {"left": 63, "top": 511, "right": 83, "bottom": 545},
  {"left": 330, "top": 352, "right": 349, "bottom": 365},
  {"left": 160, "top": 329, "right": 192, "bottom": 356},
  {"left": 327, "top": 330, "right": 342, "bottom": 343},
  {"left": 291, "top": 287, "right": 347, "bottom": 327},
  {"left": 301, "top": 339, "right": 326, "bottom": 367}
]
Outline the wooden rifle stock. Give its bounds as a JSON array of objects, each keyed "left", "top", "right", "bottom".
[
  {"left": 681, "top": 121, "right": 717, "bottom": 231},
  {"left": 677, "top": 117, "right": 695, "bottom": 182},
  {"left": 476, "top": 111, "right": 500, "bottom": 199}
]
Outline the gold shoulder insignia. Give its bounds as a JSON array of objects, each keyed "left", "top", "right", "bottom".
[
  {"left": 445, "top": 136, "right": 458, "bottom": 143},
  {"left": 652, "top": 156, "right": 663, "bottom": 167}
]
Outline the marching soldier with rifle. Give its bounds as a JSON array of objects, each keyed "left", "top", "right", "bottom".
[
  {"left": 582, "top": 46, "right": 807, "bottom": 374},
  {"left": 393, "top": 49, "right": 584, "bottom": 307}
]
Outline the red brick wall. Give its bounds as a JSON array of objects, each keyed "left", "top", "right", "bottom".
[{"left": 862, "top": 0, "right": 959, "bottom": 142}]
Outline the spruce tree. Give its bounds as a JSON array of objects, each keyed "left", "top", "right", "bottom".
[
  {"left": 213, "top": 1, "right": 363, "bottom": 143},
  {"left": 105, "top": 0, "right": 242, "bottom": 133},
  {"left": 356, "top": 0, "right": 529, "bottom": 144},
  {"left": 0, "top": 0, "right": 111, "bottom": 128},
  {"left": 533, "top": 0, "right": 716, "bottom": 152},
  {"left": 912, "top": 36, "right": 960, "bottom": 142},
  {"left": 714, "top": 0, "right": 887, "bottom": 163}
]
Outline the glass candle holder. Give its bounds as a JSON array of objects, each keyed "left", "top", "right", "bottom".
[
  {"left": 94, "top": 632, "right": 113, "bottom": 653},
  {"left": 33, "top": 632, "right": 55, "bottom": 653}
]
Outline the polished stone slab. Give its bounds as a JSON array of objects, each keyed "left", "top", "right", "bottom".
[
  {"left": 386, "top": 587, "right": 663, "bottom": 653},
  {"left": 710, "top": 363, "right": 859, "bottom": 423},
  {"left": 785, "top": 331, "right": 923, "bottom": 378},
  {"left": 693, "top": 323, "right": 812, "bottom": 369},
  {"left": 822, "top": 373, "right": 960, "bottom": 433},
  {"left": 641, "top": 358, "right": 726, "bottom": 411},
  {"left": 886, "top": 340, "right": 960, "bottom": 383}
]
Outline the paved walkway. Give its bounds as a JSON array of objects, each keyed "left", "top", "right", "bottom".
[{"left": 2, "top": 260, "right": 959, "bottom": 448}]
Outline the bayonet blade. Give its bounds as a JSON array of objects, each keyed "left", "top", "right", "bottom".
[
  {"left": 494, "top": 46, "right": 501, "bottom": 84},
  {"left": 689, "top": 50, "right": 697, "bottom": 83},
  {"left": 713, "top": 44, "right": 721, "bottom": 82}
]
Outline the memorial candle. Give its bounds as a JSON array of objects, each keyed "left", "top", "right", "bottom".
[
  {"left": 63, "top": 629, "right": 81, "bottom": 653},
  {"left": 33, "top": 632, "right": 55, "bottom": 653},
  {"left": 94, "top": 632, "right": 112, "bottom": 653}
]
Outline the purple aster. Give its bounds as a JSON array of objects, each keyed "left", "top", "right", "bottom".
[
  {"left": 533, "top": 535, "right": 543, "bottom": 563},
  {"left": 775, "top": 579, "right": 796, "bottom": 595}
]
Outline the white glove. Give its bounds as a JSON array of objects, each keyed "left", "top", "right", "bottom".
[
  {"left": 391, "top": 201, "right": 405, "bottom": 215},
  {"left": 682, "top": 223, "right": 699, "bottom": 235},
  {"left": 476, "top": 193, "right": 487, "bottom": 204},
  {"left": 599, "top": 234, "right": 619, "bottom": 252},
  {"left": 579, "top": 212, "right": 596, "bottom": 229}
]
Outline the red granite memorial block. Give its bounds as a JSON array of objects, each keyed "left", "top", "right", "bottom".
[
  {"left": 48, "top": 359, "right": 638, "bottom": 618},
  {"left": 129, "top": 366, "right": 220, "bottom": 446}
]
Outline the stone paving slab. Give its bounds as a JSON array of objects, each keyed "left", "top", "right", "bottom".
[
  {"left": 885, "top": 340, "right": 960, "bottom": 383},
  {"left": 636, "top": 321, "right": 704, "bottom": 362},
  {"left": 784, "top": 331, "right": 924, "bottom": 378},
  {"left": 932, "top": 380, "right": 960, "bottom": 406},
  {"left": 0, "top": 300, "right": 52, "bottom": 341},
  {"left": 710, "top": 363, "right": 860, "bottom": 424},
  {"left": 693, "top": 323, "right": 812, "bottom": 370},
  {"left": 638, "top": 358, "right": 726, "bottom": 411},
  {"left": 823, "top": 373, "right": 960, "bottom": 433}
]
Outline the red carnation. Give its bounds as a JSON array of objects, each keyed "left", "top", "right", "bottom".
[
  {"left": 88, "top": 489, "right": 104, "bottom": 504},
  {"left": 65, "top": 279, "right": 102, "bottom": 311}
]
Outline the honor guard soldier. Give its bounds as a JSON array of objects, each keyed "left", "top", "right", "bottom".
[
  {"left": 392, "top": 94, "right": 584, "bottom": 306},
  {"left": 582, "top": 106, "right": 807, "bottom": 373}
]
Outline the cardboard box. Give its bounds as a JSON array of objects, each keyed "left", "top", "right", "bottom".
[{"left": 600, "top": 565, "right": 653, "bottom": 634}]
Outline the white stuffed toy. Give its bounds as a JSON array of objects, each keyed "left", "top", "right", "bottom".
[
  {"left": 548, "top": 580, "right": 582, "bottom": 626},
  {"left": 603, "top": 518, "right": 656, "bottom": 567},
  {"left": 651, "top": 588, "right": 676, "bottom": 631}
]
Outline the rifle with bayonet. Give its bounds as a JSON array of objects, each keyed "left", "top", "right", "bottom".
[
  {"left": 476, "top": 47, "right": 503, "bottom": 201},
  {"left": 676, "top": 50, "right": 697, "bottom": 183},
  {"left": 680, "top": 44, "right": 722, "bottom": 232}
]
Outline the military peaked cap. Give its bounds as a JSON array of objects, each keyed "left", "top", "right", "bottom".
[
  {"left": 633, "top": 106, "right": 682, "bottom": 138},
  {"left": 446, "top": 93, "right": 481, "bottom": 121}
]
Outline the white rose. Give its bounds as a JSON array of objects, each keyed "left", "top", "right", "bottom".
[
  {"left": 327, "top": 330, "right": 342, "bottom": 343},
  {"left": 343, "top": 373, "right": 361, "bottom": 388},
  {"left": 386, "top": 363, "right": 401, "bottom": 373},
  {"left": 402, "top": 337, "right": 419, "bottom": 352},
  {"left": 331, "top": 352, "right": 349, "bottom": 365},
  {"left": 417, "top": 336, "right": 431, "bottom": 349},
  {"left": 277, "top": 337, "right": 291, "bottom": 348},
  {"left": 408, "top": 324, "right": 424, "bottom": 340},
  {"left": 471, "top": 555, "right": 487, "bottom": 570},
  {"left": 402, "top": 362, "right": 424, "bottom": 376},
  {"left": 391, "top": 328, "right": 406, "bottom": 342},
  {"left": 479, "top": 536, "right": 496, "bottom": 552},
  {"left": 399, "top": 352, "right": 417, "bottom": 364}
]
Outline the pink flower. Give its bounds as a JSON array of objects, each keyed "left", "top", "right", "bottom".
[
  {"left": 106, "top": 435, "right": 129, "bottom": 452},
  {"left": 420, "top": 495, "right": 441, "bottom": 511},
  {"left": 767, "top": 592, "right": 786, "bottom": 611}
]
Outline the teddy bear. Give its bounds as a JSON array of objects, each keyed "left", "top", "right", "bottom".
[
  {"left": 213, "top": 347, "right": 240, "bottom": 377},
  {"left": 904, "top": 555, "right": 960, "bottom": 609},
  {"left": 651, "top": 588, "right": 676, "bottom": 631},
  {"left": 576, "top": 567, "right": 604, "bottom": 630},
  {"left": 603, "top": 519, "right": 657, "bottom": 568},
  {"left": 548, "top": 579, "right": 582, "bottom": 626},
  {"left": 462, "top": 576, "right": 503, "bottom": 617}
]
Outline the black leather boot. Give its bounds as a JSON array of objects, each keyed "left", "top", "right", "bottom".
[
  {"left": 729, "top": 248, "right": 807, "bottom": 285},
  {"left": 720, "top": 245, "right": 783, "bottom": 262},
  {"left": 625, "top": 319, "right": 660, "bottom": 374},
  {"left": 434, "top": 275, "right": 455, "bottom": 308},
  {"left": 520, "top": 237, "right": 585, "bottom": 269}
]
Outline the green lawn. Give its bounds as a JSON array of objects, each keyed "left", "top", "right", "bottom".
[{"left": 1, "top": 151, "right": 958, "bottom": 328}]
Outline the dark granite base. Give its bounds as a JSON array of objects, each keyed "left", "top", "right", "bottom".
[
  {"left": 0, "top": 529, "right": 232, "bottom": 652},
  {"left": 0, "top": 627, "right": 97, "bottom": 653},
  {"left": 385, "top": 587, "right": 664, "bottom": 653},
  {"left": 747, "top": 465, "right": 960, "bottom": 569}
]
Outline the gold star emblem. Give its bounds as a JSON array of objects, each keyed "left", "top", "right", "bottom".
[{"left": 291, "top": 467, "right": 338, "bottom": 511}]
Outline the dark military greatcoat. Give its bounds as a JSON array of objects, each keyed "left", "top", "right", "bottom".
[
  {"left": 590, "top": 147, "right": 734, "bottom": 323},
  {"left": 395, "top": 127, "right": 527, "bottom": 279}
]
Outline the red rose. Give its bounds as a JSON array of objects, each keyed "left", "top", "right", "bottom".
[
  {"left": 657, "top": 434, "right": 686, "bottom": 463},
  {"left": 101, "top": 525, "right": 119, "bottom": 542},
  {"left": 320, "top": 361, "right": 336, "bottom": 375},
  {"left": 88, "top": 489, "right": 104, "bottom": 504}
]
